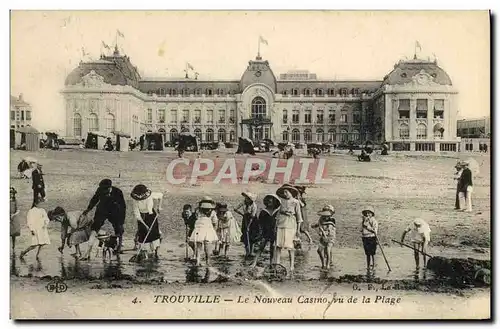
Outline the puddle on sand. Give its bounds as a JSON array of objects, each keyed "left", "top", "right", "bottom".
[{"left": 11, "top": 240, "right": 490, "bottom": 285}]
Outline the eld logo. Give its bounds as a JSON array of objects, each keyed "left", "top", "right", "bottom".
[
  {"left": 165, "top": 157, "right": 331, "bottom": 185},
  {"left": 45, "top": 278, "right": 67, "bottom": 293}
]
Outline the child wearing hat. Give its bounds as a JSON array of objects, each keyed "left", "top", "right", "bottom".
[
  {"left": 234, "top": 192, "right": 259, "bottom": 257},
  {"left": 401, "top": 218, "right": 431, "bottom": 269},
  {"left": 361, "top": 206, "right": 378, "bottom": 271},
  {"left": 20, "top": 198, "right": 51, "bottom": 260},
  {"left": 189, "top": 201, "right": 219, "bottom": 266},
  {"left": 311, "top": 205, "right": 336, "bottom": 270},
  {"left": 215, "top": 203, "right": 241, "bottom": 257},
  {"left": 251, "top": 194, "right": 281, "bottom": 267}
]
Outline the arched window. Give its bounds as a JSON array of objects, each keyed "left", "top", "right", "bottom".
[
  {"left": 87, "top": 113, "right": 99, "bottom": 132},
  {"left": 340, "top": 129, "right": 348, "bottom": 143},
  {"left": 316, "top": 88, "right": 324, "bottom": 96},
  {"left": 304, "top": 88, "right": 311, "bottom": 97},
  {"left": 158, "top": 88, "right": 166, "bottom": 97},
  {"left": 351, "top": 129, "right": 360, "bottom": 142},
  {"left": 158, "top": 128, "right": 166, "bottom": 141},
  {"left": 181, "top": 127, "right": 189, "bottom": 133},
  {"left": 194, "top": 128, "right": 202, "bottom": 140},
  {"left": 206, "top": 88, "right": 213, "bottom": 96},
  {"left": 218, "top": 128, "right": 226, "bottom": 142},
  {"left": 328, "top": 129, "right": 336, "bottom": 142},
  {"left": 433, "top": 124, "right": 444, "bottom": 139},
  {"left": 399, "top": 124, "right": 409, "bottom": 139},
  {"left": 292, "top": 88, "right": 299, "bottom": 97},
  {"left": 206, "top": 128, "right": 214, "bottom": 142},
  {"left": 417, "top": 123, "right": 427, "bottom": 139},
  {"left": 170, "top": 89, "right": 177, "bottom": 96},
  {"left": 282, "top": 130, "right": 289, "bottom": 142},
  {"left": 104, "top": 113, "right": 115, "bottom": 136},
  {"left": 170, "top": 128, "right": 178, "bottom": 141},
  {"left": 73, "top": 113, "right": 82, "bottom": 137},
  {"left": 251, "top": 97, "right": 266, "bottom": 119},
  {"left": 195, "top": 88, "right": 202, "bottom": 96},
  {"left": 327, "top": 88, "right": 335, "bottom": 96},
  {"left": 292, "top": 129, "right": 300, "bottom": 143},
  {"left": 316, "top": 129, "right": 324, "bottom": 142},
  {"left": 283, "top": 90, "right": 288, "bottom": 96},
  {"left": 229, "top": 130, "right": 235, "bottom": 142},
  {"left": 182, "top": 88, "right": 189, "bottom": 96},
  {"left": 304, "top": 129, "right": 312, "bottom": 143}
]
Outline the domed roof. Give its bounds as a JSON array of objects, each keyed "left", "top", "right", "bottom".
[{"left": 382, "top": 58, "right": 452, "bottom": 86}]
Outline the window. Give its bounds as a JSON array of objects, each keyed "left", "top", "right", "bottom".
[
  {"left": 304, "top": 88, "right": 311, "bottom": 97},
  {"left": 229, "top": 130, "right": 235, "bottom": 142},
  {"left": 417, "top": 123, "right": 427, "bottom": 139},
  {"left": 282, "top": 109, "right": 288, "bottom": 124},
  {"left": 73, "top": 113, "right": 82, "bottom": 137},
  {"left": 229, "top": 110, "right": 235, "bottom": 123},
  {"left": 218, "top": 128, "right": 226, "bottom": 142},
  {"left": 316, "top": 129, "right": 324, "bottom": 142},
  {"left": 282, "top": 130, "right": 289, "bottom": 142},
  {"left": 292, "top": 129, "right": 300, "bottom": 143},
  {"left": 251, "top": 97, "right": 266, "bottom": 119},
  {"left": 147, "top": 108, "right": 153, "bottom": 123},
  {"left": 194, "top": 110, "right": 201, "bottom": 123},
  {"left": 10, "top": 125, "right": 15, "bottom": 129},
  {"left": 329, "top": 110, "right": 335, "bottom": 124},
  {"left": 195, "top": 88, "right": 202, "bottom": 96},
  {"left": 170, "top": 89, "right": 177, "bottom": 96},
  {"left": 328, "top": 129, "right": 336, "bottom": 142},
  {"left": 399, "top": 99, "right": 410, "bottom": 118},
  {"left": 292, "top": 110, "right": 299, "bottom": 124},
  {"left": 194, "top": 128, "right": 202, "bottom": 140},
  {"left": 352, "top": 88, "right": 360, "bottom": 96},
  {"left": 206, "top": 89, "right": 213, "bottom": 96},
  {"left": 304, "top": 129, "right": 312, "bottom": 143},
  {"left": 182, "top": 88, "right": 189, "bottom": 97},
  {"left": 292, "top": 89, "right": 299, "bottom": 96},
  {"left": 218, "top": 110, "right": 225, "bottom": 123},
  {"left": 264, "top": 127, "right": 270, "bottom": 139},
  {"left": 158, "top": 109, "right": 165, "bottom": 123},
  {"left": 340, "top": 129, "right": 348, "bottom": 142},
  {"left": 317, "top": 109, "right": 324, "bottom": 124},
  {"left": 10, "top": 111, "right": 15, "bottom": 120},
  {"left": 206, "top": 128, "right": 214, "bottom": 142},
  {"left": 327, "top": 88, "right": 335, "bottom": 96},
  {"left": 340, "top": 88, "right": 348, "bottom": 96},
  {"left": 171, "top": 110, "right": 177, "bottom": 123},
  {"left": 304, "top": 109, "right": 312, "bottom": 124},
  {"left": 104, "top": 113, "right": 115, "bottom": 135},
  {"left": 87, "top": 113, "right": 99, "bottom": 132},
  {"left": 21, "top": 111, "right": 24, "bottom": 120},
  {"left": 158, "top": 88, "right": 166, "bottom": 97},
  {"left": 182, "top": 110, "right": 189, "bottom": 123},
  {"left": 350, "top": 130, "right": 360, "bottom": 142},
  {"left": 340, "top": 114, "right": 348, "bottom": 123},
  {"left": 207, "top": 110, "right": 214, "bottom": 124},
  {"left": 316, "top": 89, "right": 324, "bottom": 96},
  {"left": 15, "top": 111, "right": 20, "bottom": 121},
  {"left": 434, "top": 99, "right": 444, "bottom": 119},
  {"left": 282, "top": 90, "right": 288, "bottom": 96},
  {"left": 399, "top": 124, "right": 409, "bottom": 139},
  {"left": 170, "top": 128, "right": 178, "bottom": 141},
  {"left": 217, "top": 89, "right": 225, "bottom": 96},
  {"left": 434, "top": 124, "right": 444, "bottom": 139},
  {"left": 353, "top": 112, "right": 361, "bottom": 124},
  {"left": 416, "top": 99, "right": 428, "bottom": 118}
]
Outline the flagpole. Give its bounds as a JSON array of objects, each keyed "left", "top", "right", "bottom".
[{"left": 257, "top": 37, "right": 260, "bottom": 59}]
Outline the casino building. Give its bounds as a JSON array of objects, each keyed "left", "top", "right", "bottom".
[{"left": 62, "top": 45, "right": 459, "bottom": 151}]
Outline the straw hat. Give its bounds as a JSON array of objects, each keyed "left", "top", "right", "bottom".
[
  {"left": 276, "top": 184, "right": 299, "bottom": 199},
  {"left": 130, "top": 184, "right": 152, "bottom": 201},
  {"left": 199, "top": 201, "right": 216, "bottom": 209},
  {"left": 217, "top": 202, "right": 229, "bottom": 212},
  {"left": 362, "top": 206, "right": 375, "bottom": 216},
  {"left": 200, "top": 196, "right": 215, "bottom": 204},
  {"left": 413, "top": 218, "right": 426, "bottom": 227},
  {"left": 263, "top": 194, "right": 282, "bottom": 207},
  {"left": 241, "top": 192, "right": 256, "bottom": 202},
  {"left": 317, "top": 205, "right": 335, "bottom": 216}
]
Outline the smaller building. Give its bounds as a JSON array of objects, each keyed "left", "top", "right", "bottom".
[
  {"left": 10, "top": 94, "right": 33, "bottom": 129},
  {"left": 457, "top": 116, "right": 490, "bottom": 138}
]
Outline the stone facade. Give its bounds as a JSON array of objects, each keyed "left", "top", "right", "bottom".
[{"left": 10, "top": 94, "right": 33, "bottom": 129}]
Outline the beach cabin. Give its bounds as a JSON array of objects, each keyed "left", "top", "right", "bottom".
[
  {"left": 113, "top": 131, "right": 131, "bottom": 152},
  {"left": 85, "top": 131, "right": 108, "bottom": 150},
  {"left": 15, "top": 126, "right": 40, "bottom": 151}
]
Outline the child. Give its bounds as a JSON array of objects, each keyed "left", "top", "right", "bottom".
[
  {"left": 10, "top": 187, "right": 20, "bottom": 253},
  {"left": 400, "top": 218, "right": 431, "bottom": 269},
  {"left": 182, "top": 204, "right": 197, "bottom": 257},
  {"left": 275, "top": 185, "right": 303, "bottom": 274},
  {"left": 295, "top": 186, "right": 313, "bottom": 244},
  {"left": 312, "top": 205, "right": 336, "bottom": 270},
  {"left": 20, "top": 198, "right": 51, "bottom": 260},
  {"left": 48, "top": 207, "right": 93, "bottom": 258},
  {"left": 189, "top": 201, "right": 219, "bottom": 266},
  {"left": 234, "top": 192, "right": 259, "bottom": 257},
  {"left": 251, "top": 194, "right": 281, "bottom": 267},
  {"left": 361, "top": 206, "right": 378, "bottom": 271},
  {"left": 215, "top": 203, "right": 241, "bottom": 257}
]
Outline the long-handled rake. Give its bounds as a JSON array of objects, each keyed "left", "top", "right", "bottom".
[
  {"left": 375, "top": 234, "right": 391, "bottom": 272},
  {"left": 129, "top": 214, "right": 158, "bottom": 263}
]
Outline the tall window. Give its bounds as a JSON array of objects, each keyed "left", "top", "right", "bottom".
[
  {"left": 251, "top": 97, "right": 266, "bottom": 119},
  {"left": 158, "top": 109, "right": 166, "bottom": 123},
  {"left": 206, "top": 128, "right": 214, "bottom": 142},
  {"left": 182, "top": 110, "right": 189, "bottom": 123},
  {"left": 171, "top": 110, "right": 177, "bottom": 123},
  {"left": 207, "top": 110, "right": 214, "bottom": 124},
  {"left": 340, "top": 114, "right": 348, "bottom": 123},
  {"left": 433, "top": 124, "right": 444, "bottom": 139},
  {"left": 292, "top": 89, "right": 299, "bottom": 96},
  {"left": 27, "top": 111, "right": 32, "bottom": 120},
  {"left": 399, "top": 124, "right": 409, "bottom": 139},
  {"left": 340, "top": 129, "right": 348, "bottom": 142},
  {"left": 351, "top": 130, "right": 360, "bottom": 142},
  {"left": 170, "top": 128, "right": 178, "bottom": 141},
  {"left": 282, "top": 130, "right": 289, "bottom": 142},
  {"left": 434, "top": 99, "right": 445, "bottom": 119},
  {"left": 264, "top": 127, "right": 270, "bottom": 139},
  {"left": 328, "top": 129, "right": 336, "bottom": 142},
  {"left": 194, "top": 128, "right": 202, "bottom": 140},
  {"left": 158, "top": 88, "right": 166, "bottom": 97},
  {"left": 73, "top": 113, "right": 82, "bottom": 137},
  {"left": 353, "top": 112, "right": 361, "bottom": 124},
  {"left": 104, "top": 113, "right": 115, "bottom": 135},
  {"left": 416, "top": 99, "right": 428, "bottom": 119},
  {"left": 317, "top": 108, "right": 324, "bottom": 124},
  {"left": 316, "top": 89, "right": 324, "bottom": 96},
  {"left": 304, "top": 109, "right": 312, "bottom": 124},
  {"left": 417, "top": 123, "right": 427, "bottom": 139},
  {"left": 304, "top": 88, "right": 311, "bottom": 97},
  {"left": 327, "top": 88, "right": 335, "bottom": 96},
  {"left": 218, "top": 128, "right": 226, "bottom": 142},
  {"left": 170, "top": 89, "right": 177, "bottom": 96},
  {"left": 206, "top": 88, "right": 213, "bottom": 96},
  {"left": 282, "top": 109, "right": 288, "bottom": 124},
  {"left": 304, "top": 129, "right": 312, "bottom": 143},
  {"left": 340, "top": 88, "right": 348, "bottom": 96},
  {"left": 195, "top": 88, "right": 202, "bottom": 96},
  {"left": 329, "top": 110, "right": 335, "bottom": 123},
  {"left": 21, "top": 111, "right": 24, "bottom": 120},
  {"left": 292, "top": 129, "right": 300, "bottom": 143},
  {"left": 229, "top": 130, "right": 235, "bottom": 142},
  {"left": 194, "top": 110, "right": 201, "bottom": 123},
  {"left": 158, "top": 128, "right": 166, "bottom": 141},
  {"left": 398, "top": 99, "right": 410, "bottom": 118},
  {"left": 182, "top": 88, "right": 189, "bottom": 97},
  {"left": 87, "top": 113, "right": 98, "bottom": 132},
  {"left": 229, "top": 110, "right": 235, "bottom": 123},
  {"left": 147, "top": 108, "right": 153, "bottom": 123},
  {"left": 10, "top": 111, "right": 15, "bottom": 120},
  {"left": 218, "top": 110, "right": 226, "bottom": 123},
  {"left": 292, "top": 110, "right": 299, "bottom": 124},
  {"left": 316, "top": 129, "right": 324, "bottom": 142}
]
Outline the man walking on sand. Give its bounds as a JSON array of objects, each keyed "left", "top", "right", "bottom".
[{"left": 457, "top": 161, "right": 473, "bottom": 212}]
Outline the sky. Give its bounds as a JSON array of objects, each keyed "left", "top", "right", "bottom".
[{"left": 10, "top": 10, "right": 490, "bottom": 133}]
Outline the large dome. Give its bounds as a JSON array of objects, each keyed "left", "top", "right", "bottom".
[{"left": 382, "top": 58, "right": 452, "bottom": 86}]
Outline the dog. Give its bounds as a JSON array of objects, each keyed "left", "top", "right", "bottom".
[{"left": 96, "top": 232, "right": 119, "bottom": 260}]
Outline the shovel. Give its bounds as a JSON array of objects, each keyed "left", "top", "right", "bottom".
[
  {"left": 129, "top": 214, "right": 158, "bottom": 263},
  {"left": 391, "top": 239, "right": 433, "bottom": 258}
]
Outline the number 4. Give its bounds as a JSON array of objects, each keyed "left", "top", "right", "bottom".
[{"left": 132, "top": 297, "right": 138, "bottom": 304}]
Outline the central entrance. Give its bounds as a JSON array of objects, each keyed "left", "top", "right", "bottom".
[{"left": 240, "top": 96, "right": 273, "bottom": 142}]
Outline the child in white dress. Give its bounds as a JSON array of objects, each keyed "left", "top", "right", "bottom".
[
  {"left": 189, "top": 201, "right": 218, "bottom": 266},
  {"left": 20, "top": 199, "right": 51, "bottom": 260}
]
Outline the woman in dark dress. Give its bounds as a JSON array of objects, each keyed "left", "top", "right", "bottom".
[
  {"left": 234, "top": 192, "right": 259, "bottom": 257},
  {"left": 251, "top": 194, "right": 281, "bottom": 267}
]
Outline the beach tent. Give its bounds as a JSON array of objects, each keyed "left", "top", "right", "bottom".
[
  {"left": 236, "top": 137, "right": 256, "bottom": 155},
  {"left": 15, "top": 126, "right": 40, "bottom": 151},
  {"left": 145, "top": 132, "right": 164, "bottom": 151},
  {"left": 113, "top": 131, "right": 131, "bottom": 152},
  {"left": 85, "top": 131, "right": 108, "bottom": 150},
  {"left": 178, "top": 132, "right": 199, "bottom": 152}
]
